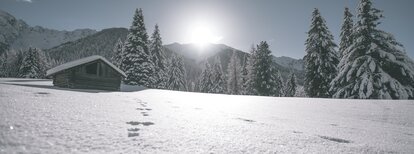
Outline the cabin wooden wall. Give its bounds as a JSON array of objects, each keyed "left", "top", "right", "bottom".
[
  {"left": 52, "top": 60, "right": 123, "bottom": 91},
  {"left": 52, "top": 70, "right": 73, "bottom": 88}
]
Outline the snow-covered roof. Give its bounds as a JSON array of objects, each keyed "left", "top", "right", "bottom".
[{"left": 46, "top": 55, "right": 126, "bottom": 77}]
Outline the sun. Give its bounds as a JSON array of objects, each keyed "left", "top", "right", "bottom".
[{"left": 189, "top": 22, "right": 222, "bottom": 48}]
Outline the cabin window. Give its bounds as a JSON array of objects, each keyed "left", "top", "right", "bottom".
[{"left": 85, "top": 63, "right": 98, "bottom": 75}]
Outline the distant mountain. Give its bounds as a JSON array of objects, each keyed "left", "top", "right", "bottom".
[
  {"left": 46, "top": 28, "right": 128, "bottom": 63},
  {"left": 0, "top": 10, "right": 96, "bottom": 53},
  {"left": 273, "top": 56, "right": 304, "bottom": 71},
  {"left": 164, "top": 43, "right": 239, "bottom": 61}
]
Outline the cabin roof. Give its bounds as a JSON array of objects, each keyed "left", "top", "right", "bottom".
[{"left": 46, "top": 55, "right": 127, "bottom": 77}]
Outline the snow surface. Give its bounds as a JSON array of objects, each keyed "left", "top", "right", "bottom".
[
  {"left": 0, "top": 78, "right": 413, "bottom": 153},
  {"left": 46, "top": 55, "right": 126, "bottom": 77}
]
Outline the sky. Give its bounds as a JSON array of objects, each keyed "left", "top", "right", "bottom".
[{"left": 1, "top": 0, "right": 413, "bottom": 59}]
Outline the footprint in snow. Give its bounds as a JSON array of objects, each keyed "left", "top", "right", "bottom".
[
  {"left": 128, "top": 128, "right": 140, "bottom": 131},
  {"left": 127, "top": 121, "right": 155, "bottom": 126},
  {"left": 128, "top": 132, "right": 139, "bottom": 137},
  {"left": 136, "top": 108, "right": 152, "bottom": 111},
  {"left": 127, "top": 128, "right": 140, "bottom": 137},
  {"left": 141, "top": 112, "right": 149, "bottom": 116}
]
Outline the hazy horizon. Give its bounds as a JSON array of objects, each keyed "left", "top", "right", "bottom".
[{"left": 1, "top": 0, "right": 413, "bottom": 59}]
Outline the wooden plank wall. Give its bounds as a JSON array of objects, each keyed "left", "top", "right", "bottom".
[{"left": 52, "top": 60, "right": 123, "bottom": 91}]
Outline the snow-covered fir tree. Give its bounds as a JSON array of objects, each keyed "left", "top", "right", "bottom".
[
  {"left": 330, "top": 0, "right": 414, "bottom": 99},
  {"left": 338, "top": 7, "right": 354, "bottom": 60},
  {"left": 111, "top": 38, "right": 123, "bottom": 68},
  {"left": 6, "top": 50, "right": 24, "bottom": 77},
  {"left": 210, "top": 56, "right": 226, "bottom": 93},
  {"left": 0, "top": 53, "right": 7, "bottom": 77},
  {"left": 244, "top": 45, "right": 257, "bottom": 95},
  {"left": 252, "top": 41, "right": 275, "bottom": 96},
  {"left": 240, "top": 54, "right": 250, "bottom": 95},
  {"left": 18, "top": 48, "right": 46, "bottom": 78},
  {"left": 198, "top": 60, "right": 214, "bottom": 93},
  {"left": 150, "top": 24, "right": 168, "bottom": 89},
  {"left": 227, "top": 51, "right": 242, "bottom": 95},
  {"left": 285, "top": 73, "right": 297, "bottom": 97},
  {"left": 304, "top": 8, "right": 339, "bottom": 98},
  {"left": 121, "top": 8, "right": 154, "bottom": 86},
  {"left": 166, "top": 54, "right": 187, "bottom": 91},
  {"left": 270, "top": 68, "right": 284, "bottom": 97}
]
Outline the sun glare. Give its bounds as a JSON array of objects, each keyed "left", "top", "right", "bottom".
[{"left": 189, "top": 22, "right": 222, "bottom": 49}]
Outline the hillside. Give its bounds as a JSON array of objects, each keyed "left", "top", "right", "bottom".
[
  {"left": 0, "top": 10, "right": 96, "bottom": 53},
  {"left": 273, "top": 56, "right": 304, "bottom": 71},
  {"left": 1, "top": 78, "right": 413, "bottom": 153},
  {"left": 46, "top": 28, "right": 128, "bottom": 63}
]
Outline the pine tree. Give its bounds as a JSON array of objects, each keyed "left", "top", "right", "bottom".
[
  {"left": 198, "top": 60, "right": 214, "bottom": 93},
  {"left": 8, "top": 50, "right": 24, "bottom": 77},
  {"left": 270, "top": 68, "right": 284, "bottom": 97},
  {"left": 240, "top": 54, "right": 250, "bottom": 95},
  {"left": 150, "top": 24, "right": 167, "bottom": 89},
  {"left": 244, "top": 45, "right": 257, "bottom": 95},
  {"left": 121, "top": 8, "right": 154, "bottom": 86},
  {"left": 210, "top": 56, "right": 226, "bottom": 93},
  {"left": 0, "top": 53, "right": 7, "bottom": 77},
  {"left": 304, "top": 9, "right": 339, "bottom": 98},
  {"left": 252, "top": 41, "right": 274, "bottom": 96},
  {"left": 111, "top": 38, "right": 124, "bottom": 68},
  {"left": 18, "top": 48, "right": 46, "bottom": 78},
  {"left": 227, "top": 51, "right": 242, "bottom": 95},
  {"left": 285, "top": 73, "right": 297, "bottom": 97},
  {"left": 339, "top": 7, "right": 354, "bottom": 60},
  {"left": 166, "top": 54, "right": 187, "bottom": 91},
  {"left": 330, "top": 0, "right": 414, "bottom": 99}
]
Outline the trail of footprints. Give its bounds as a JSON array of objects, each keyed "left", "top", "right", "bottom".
[
  {"left": 125, "top": 99, "right": 355, "bottom": 144},
  {"left": 126, "top": 99, "right": 154, "bottom": 138}
]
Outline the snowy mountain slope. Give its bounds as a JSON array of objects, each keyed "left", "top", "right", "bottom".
[
  {"left": 46, "top": 28, "right": 128, "bottom": 64},
  {"left": 0, "top": 10, "right": 96, "bottom": 52},
  {"left": 164, "top": 42, "right": 238, "bottom": 61},
  {"left": 1, "top": 78, "right": 413, "bottom": 153},
  {"left": 273, "top": 56, "right": 304, "bottom": 71}
]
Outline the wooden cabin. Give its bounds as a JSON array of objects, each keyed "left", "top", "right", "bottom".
[{"left": 46, "top": 55, "right": 126, "bottom": 91}]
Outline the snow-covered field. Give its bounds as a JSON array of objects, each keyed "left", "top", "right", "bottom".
[{"left": 0, "top": 78, "right": 413, "bottom": 153}]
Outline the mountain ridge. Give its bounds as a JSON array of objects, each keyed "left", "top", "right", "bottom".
[{"left": 0, "top": 10, "right": 96, "bottom": 52}]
